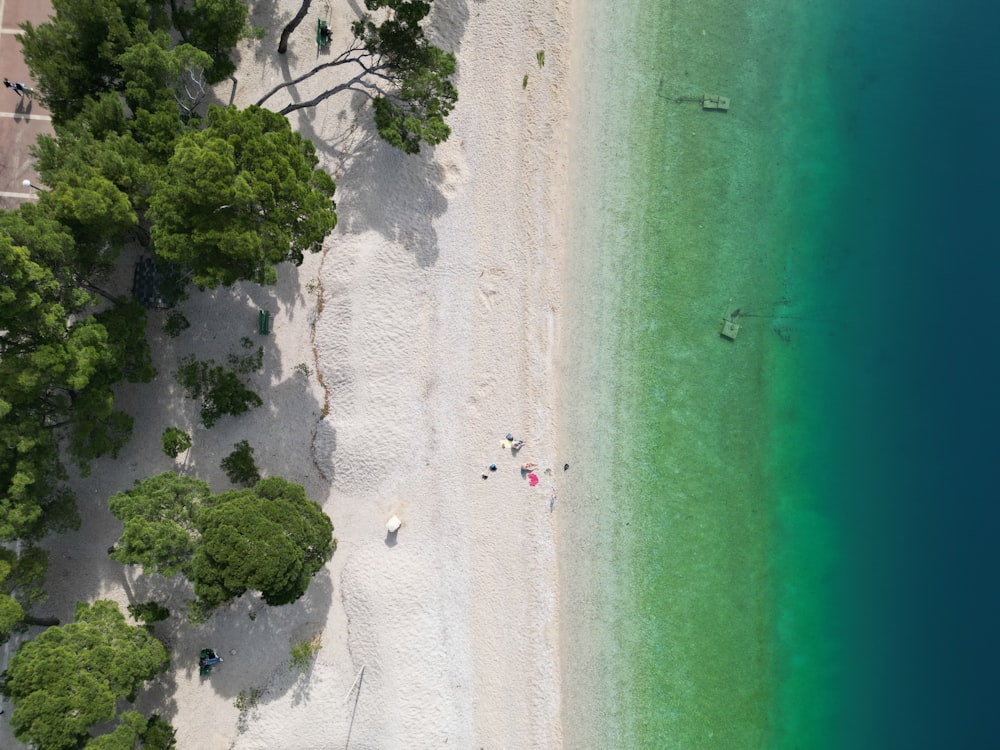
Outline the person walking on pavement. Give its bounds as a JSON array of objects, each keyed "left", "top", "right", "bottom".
[
  {"left": 14, "top": 82, "right": 31, "bottom": 99},
  {"left": 4, "top": 78, "right": 22, "bottom": 98}
]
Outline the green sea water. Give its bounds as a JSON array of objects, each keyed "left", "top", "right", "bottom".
[
  {"left": 558, "top": 0, "right": 878, "bottom": 747},
  {"left": 560, "top": 0, "right": 1000, "bottom": 746}
]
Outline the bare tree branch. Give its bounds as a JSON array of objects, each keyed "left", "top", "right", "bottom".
[
  {"left": 279, "top": 72, "right": 382, "bottom": 115},
  {"left": 255, "top": 49, "right": 391, "bottom": 107},
  {"left": 175, "top": 66, "right": 208, "bottom": 119}
]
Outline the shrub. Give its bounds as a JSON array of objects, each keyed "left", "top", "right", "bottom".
[
  {"left": 234, "top": 686, "right": 263, "bottom": 712},
  {"left": 289, "top": 636, "right": 321, "bottom": 672},
  {"left": 161, "top": 427, "right": 193, "bottom": 458},
  {"left": 176, "top": 355, "right": 262, "bottom": 428},
  {"left": 221, "top": 440, "right": 260, "bottom": 486},
  {"left": 164, "top": 311, "right": 190, "bottom": 337},
  {"left": 227, "top": 337, "right": 264, "bottom": 374}
]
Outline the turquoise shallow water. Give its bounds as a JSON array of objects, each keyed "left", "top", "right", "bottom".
[{"left": 559, "top": 0, "right": 1000, "bottom": 746}]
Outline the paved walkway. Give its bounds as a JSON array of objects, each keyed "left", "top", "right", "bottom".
[{"left": 0, "top": 0, "right": 54, "bottom": 207}]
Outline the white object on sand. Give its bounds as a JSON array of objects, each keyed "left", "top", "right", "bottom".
[{"left": 386, "top": 515, "right": 402, "bottom": 533}]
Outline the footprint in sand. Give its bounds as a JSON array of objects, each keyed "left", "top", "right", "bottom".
[
  {"left": 478, "top": 268, "right": 506, "bottom": 310},
  {"left": 478, "top": 285, "right": 497, "bottom": 311}
]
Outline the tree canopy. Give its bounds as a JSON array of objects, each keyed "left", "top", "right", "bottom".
[
  {"left": 0, "top": 546, "right": 51, "bottom": 643},
  {"left": 110, "top": 473, "right": 335, "bottom": 610},
  {"left": 1, "top": 600, "right": 169, "bottom": 750},
  {"left": 148, "top": 104, "right": 337, "bottom": 287},
  {"left": 109, "top": 473, "right": 210, "bottom": 578},
  {"left": 354, "top": 0, "right": 458, "bottom": 153},
  {"left": 26, "top": 0, "right": 458, "bottom": 153},
  {"left": 0, "top": 173, "right": 106, "bottom": 543},
  {"left": 169, "top": 0, "right": 258, "bottom": 82},
  {"left": 5, "top": 4, "right": 341, "bottom": 541},
  {"left": 18, "top": 0, "right": 253, "bottom": 124},
  {"left": 175, "top": 353, "right": 263, "bottom": 427},
  {"left": 85, "top": 710, "right": 176, "bottom": 749},
  {"left": 18, "top": 0, "right": 161, "bottom": 124},
  {"left": 192, "top": 477, "right": 335, "bottom": 606},
  {"left": 0, "top": 205, "right": 155, "bottom": 540}
]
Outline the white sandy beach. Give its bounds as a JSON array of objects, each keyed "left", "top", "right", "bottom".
[{"left": 1, "top": 1, "right": 577, "bottom": 747}]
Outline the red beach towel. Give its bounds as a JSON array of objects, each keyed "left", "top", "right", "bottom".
[{"left": 528, "top": 473, "right": 539, "bottom": 486}]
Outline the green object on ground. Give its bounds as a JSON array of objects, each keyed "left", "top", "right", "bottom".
[{"left": 258, "top": 309, "right": 270, "bottom": 335}]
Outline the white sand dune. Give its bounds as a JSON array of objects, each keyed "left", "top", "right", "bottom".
[{"left": 1, "top": 1, "right": 574, "bottom": 748}]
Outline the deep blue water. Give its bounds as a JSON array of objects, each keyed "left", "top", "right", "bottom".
[{"left": 821, "top": 0, "right": 1000, "bottom": 745}]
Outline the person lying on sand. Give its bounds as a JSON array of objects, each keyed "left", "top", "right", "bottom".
[{"left": 521, "top": 462, "right": 538, "bottom": 472}]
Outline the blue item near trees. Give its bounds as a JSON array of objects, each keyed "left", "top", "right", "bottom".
[{"left": 199, "top": 648, "right": 223, "bottom": 675}]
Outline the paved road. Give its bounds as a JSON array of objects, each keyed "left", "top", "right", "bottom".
[{"left": 0, "top": 0, "right": 54, "bottom": 207}]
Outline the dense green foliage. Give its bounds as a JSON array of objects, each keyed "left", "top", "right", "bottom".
[
  {"left": 33, "top": 98, "right": 338, "bottom": 291},
  {"left": 0, "top": 576, "right": 22, "bottom": 641},
  {"left": 192, "top": 477, "right": 335, "bottom": 606},
  {"left": 31, "top": 138, "right": 138, "bottom": 274},
  {"left": 149, "top": 105, "right": 337, "bottom": 287},
  {"left": 96, "top": 300, "right": 156, "bottom": 383},
  {"left": 2, "top": 600, "right": 169, "bottom": 750},
  {"left": 0, "top": 205, "right": 149, "bottom": 540},
  {"left": 0, "top": 546, "right": 51, "bottom": 643},
  {"left": 109, "top": 472, "right": 209, "bottom": 577},
  {"left": 86, "top": 710, "right": 176, "bottom": 749},
  {"left": 163, "top": 311, "right": 189, "bottom": 337},
  {"left": 22, "top": 1, "right": 334, "bottom": 293},
  {"left": 169, "top": 0, "right": 258, "bottom": 82},
  {"left": 0, "top": 3, "right": 352, "bottom": 737},
  {"left": 220, "top": 440, "right": 260, "bottom": 486},
  {"left": 370, "top": 46, "right": 456, "bottom": 154},
  {"left": 19, "top": 0, "right": 252, "bottom": 124},
  {"left": 5, "top": 0, "right": 342, "bottom": 539},
  {"left": 18, "top": 0, "right": 163, "bottom": 124},
  {"left": 110, "top": 473, "right": 335, "bottom": 610},
  {"left": 0, "top": 219, "right": 81, "bottom": 539}
]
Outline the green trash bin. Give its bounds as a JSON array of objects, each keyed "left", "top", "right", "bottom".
[{"left": 258, "top": 309, "right": 270, "bottom": 335}]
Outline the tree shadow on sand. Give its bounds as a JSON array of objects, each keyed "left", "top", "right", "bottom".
[
  {"left": 198, "top": 572, "right": 335, "bottom": 720},
  {"left": 121, "top": 566, "right": 336, "bottom": 732},
  {"left": 324, "top": 94, "right": 449, "bottom": 268}
]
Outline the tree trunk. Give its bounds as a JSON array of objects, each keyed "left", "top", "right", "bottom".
[
  {"left": 278, "top": 0, "right": 313, "bottom": 54},
  {"left": 167, "top": 0, "right": 189, "bottom": 43}
]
